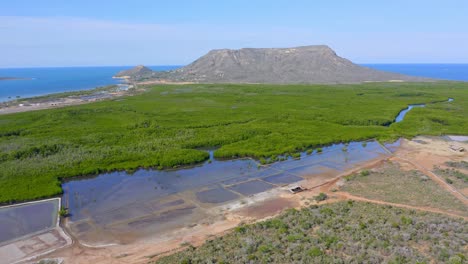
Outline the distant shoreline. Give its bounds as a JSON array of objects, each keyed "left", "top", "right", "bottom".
[
  {"left": 0, "top": 66, "right": 180, "bottom": 102},
  {"left": 1, "top": 64, "right": 466, "bottom": 105},
  {"left": 0, "top": 76, "right": 31, "bottom": 81},
  {"left": 0, "top": 83, "right": 141, "bottom": 115}
]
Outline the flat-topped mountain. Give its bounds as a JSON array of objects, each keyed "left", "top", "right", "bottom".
[
  {"left": 117, "top": 45, "right": 429, "bottom": 84},
  {"left": 114, "top": 65, "right": 153, "bottom": 79}
]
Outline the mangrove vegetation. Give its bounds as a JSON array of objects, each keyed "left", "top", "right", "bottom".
[{"left": 0, "top": 82, "right": 467, "bottom": 203}]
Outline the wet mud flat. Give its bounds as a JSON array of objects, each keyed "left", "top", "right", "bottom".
[
  {"left": 62, "top": 141, "right": 391, "bottom": 246},
  {"left": 0, "top": 199, "right": 59, "bottom": 245}
]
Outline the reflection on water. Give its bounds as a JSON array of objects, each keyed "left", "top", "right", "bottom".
[
  {"left": 0, "top": 199, "right": 59, "bottom": 244},
  {"left": 395, "top": 104, "right": 425, "bottom": 123},
  {"left": 62, "top": 140, "right": 392, "bottom": 245},
  {"left": 384, "top": 139, "right": 402, "bottom": 153},
  {"left": 63, "top": 141, "right": 389, "bottom": 223},
  {"left": 227, "top": 180, "right": 276, "bottom": 196},
  {"left": 395, "top": 98, "right": 454, "bottom": 123},
  {"left": 196, "top": 188, "right": 240, "bottom": 204}
]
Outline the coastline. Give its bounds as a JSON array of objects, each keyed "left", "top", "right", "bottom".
[
  {"left": 0, "top": 77, "right": 31, "bottom": 81},
  {"left": 0, "top": 66, "right": 178, "bottom": 102},
  {"left": 0, "top": 82, "right": 140, "bottom": 115},
  {"left": 0, "top": 76, "right": 195, "bottom": 115}
]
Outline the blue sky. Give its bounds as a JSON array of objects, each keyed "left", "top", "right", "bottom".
[{"left": 1, "top": 0, "right": 467, "bottom": 67}]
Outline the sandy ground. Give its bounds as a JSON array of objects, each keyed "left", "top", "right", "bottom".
[
  {"left": 0, "top": 98, "right": 92, "bottom": 115},
  {"left": 0, "top": 228, "right": 71, "bottom": 264},
  {"left": 0, "top": 88, "right": 141, "bottom": 115},
  {"left": 24, "top": 136, "right": 468, "bottom": 263},
  {"left": 0, "top": 79, "right": 193, "bottom": 115},
  {"left": 393, "top": 136, "right": 468, "bottom": 203},
  {"left": 135, "top": 80, "right": 195, "bottom": 85}
]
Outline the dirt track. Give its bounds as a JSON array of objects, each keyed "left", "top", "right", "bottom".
[{"left": 334, "top": 192, "right": 467, "bottom": 220}]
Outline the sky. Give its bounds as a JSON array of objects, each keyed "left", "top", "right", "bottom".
[{"left": 1, "top": 0, "right": 467, "bottom": 67}]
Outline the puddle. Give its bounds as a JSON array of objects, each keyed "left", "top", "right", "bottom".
[
  {"left": 385, "top": 139, "right": 402, "bottom": 153},
  {"left": 93, "top": 203, "right": 154, "bottom": 226},
  {"left": 110, "top": 204, "right": 208, "bottom": 242},
  {"left": 196, "top": 188, "right": 240, "bottom": 204},
  {"left": 74, "top": 222, "right": 92, "bottom": 233},
  {"left": 127, "top": 205, "right": 197, "bottom": 229},
  {"left": 262, "top": 173, "right": 303, "bottom": 185},
  {"left": 149, "top": 199, "right": 185, "bottom": 211},
  {"left": 221, "top": 176, "right": 252, "bottom": 186},
  {"left": 447, "top": 135, "right": 468, "bottom": 142},
  {"left": 227, "top": 180, "right": 276, "bottom": 196},
  {"left": 0, "top": 199, "right": 59, "bottom": 245}
]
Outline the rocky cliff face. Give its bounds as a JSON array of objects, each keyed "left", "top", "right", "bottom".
[{"left": 118, "top": 46, "right": 429, "bottom": 84}]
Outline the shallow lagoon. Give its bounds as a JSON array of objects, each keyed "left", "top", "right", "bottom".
[
  {"left": 62, "top": 140, "right": 390, "bottom": 245},
  {"left": 63, "top": 141, "right": 387, "bottom": 221}
]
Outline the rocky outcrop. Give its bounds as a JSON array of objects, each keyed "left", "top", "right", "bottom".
[
  {"left": 114, "top": 65, "right": 153, "bottom": 79},
  {"left": 119, "top": 45, "right": 430, "bottom": 84}
]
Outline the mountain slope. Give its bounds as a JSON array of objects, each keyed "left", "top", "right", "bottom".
[
  {"left": 114, "top": 65, "right": 153, "bottom": 79},
  {"left": 119, "top": 46, "right": 430, "bottom": 84}
]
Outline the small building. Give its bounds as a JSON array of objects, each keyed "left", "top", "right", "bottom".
[
  {"left": 450, "top": 145, "right": 465, "bottom": 152},
  {"left": 290, "top": 186, "right": 306, "bottom": 194}
]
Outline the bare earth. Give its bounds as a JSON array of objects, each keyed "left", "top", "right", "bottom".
[
  {"left": 0, "top": 98, "right": 96, "bottom": 115},
  {"left": 0, "top": 228, "right": 71, "bottom": 264},
  {"left": 0, "top": 81, "right": 196, "bottom": 116},
  {"left": 0, "top": 87, "right": 143, "bottom": 115},
  {"left": 22, "top": 136, "right": 468, "bottom": 263}
]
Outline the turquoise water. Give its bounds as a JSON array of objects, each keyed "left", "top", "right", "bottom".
[
  {"left": 0, "top": 66, "right": 180, "bottom": 102},
  {"left": 363, "top": 64, "right": 468, "bottom": 81},
  {"left": 1, "top": 64, "right": 466, "bottom": 102}
]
